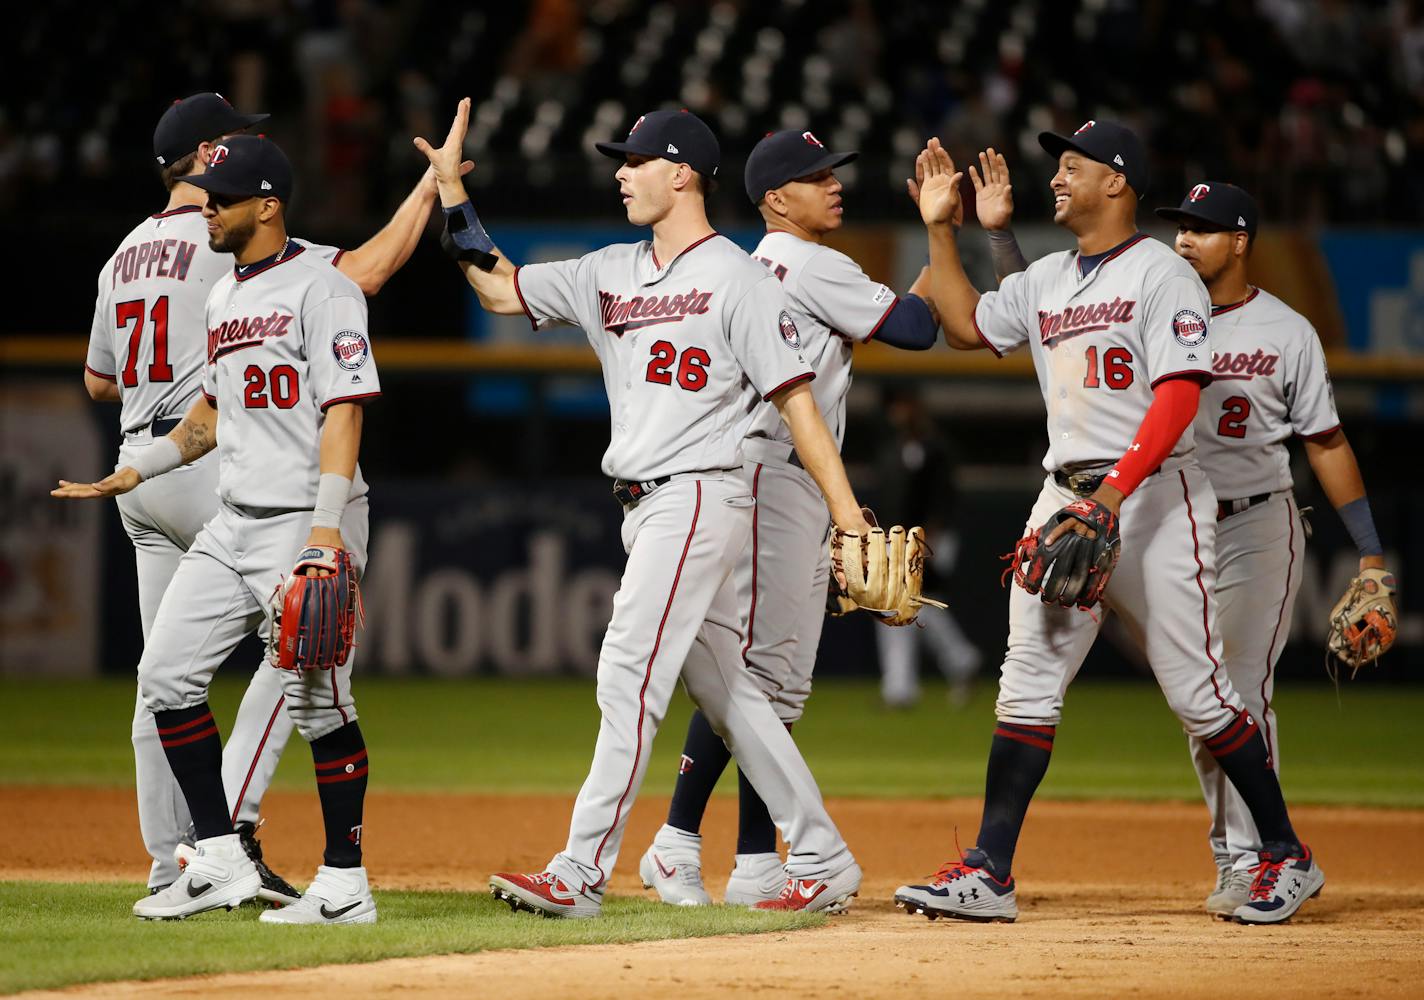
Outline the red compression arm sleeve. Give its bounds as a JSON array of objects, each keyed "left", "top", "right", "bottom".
[{"left": 1107, "top": 376, "right": 1203, "bottom": 496}]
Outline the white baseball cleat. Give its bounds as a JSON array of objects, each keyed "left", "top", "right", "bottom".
[
  {"left": 1233, "top": 844, "right": 1325, "bottom": 925},
  {"left": 638, "top": 824, "right": 712, "bottom": 906},
  {"left": 893, "top": 849, "right": 1018, "bottom": 923},
  {"left": 1206, "top": 864, "right": 1254, "bottom": 919},
  {"left": 723, "top": 852, "right": 787, "bottom": 906},
  {"left": 134, "top": 833, "right": 261, "bottom": 920},
  {"left": 259, "top": 865, "right": 377, "bottom": 925},
  {"left": 753, "top": 861, "right": 862, "bottom": 914}
]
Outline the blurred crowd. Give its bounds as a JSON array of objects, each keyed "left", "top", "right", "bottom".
[{"left": 4, "top": 0, "right": 1423, "bottom": 225}]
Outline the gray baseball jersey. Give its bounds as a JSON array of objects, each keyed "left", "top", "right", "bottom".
[
  {"left": 513, "top": 234, "right": 813, "bottom": 481},
  {"left": 1194, "top": 287, "right": 1340, "bottom": 500},
  {"left": 202, "top": 239, "right": 379, "bottom": 509},
  {"left": 746, "top": 231, "right": 896, "bottom": 448},
  {"left": 973, "top": 234, "right": 1213, "bottom": 470}
]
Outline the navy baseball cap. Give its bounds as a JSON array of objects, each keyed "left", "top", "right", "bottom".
[
  {"left": 153, "top": 93, "right": 268, "bottom": 166},
  {"left": 1156, "top": 181, "right": 1258, "bottom": 238},
  {"left": 744, "top": 129, "right": 857, "bottom": 205},
  {"left": 595, "top": 110, "right": 720, "bottom": 180},
  {"left": 185, "top": 135, "right": 293, "bottom": 202},
  {"left": 1038, "top": 119, "right": 1150, "bottom": 196}
]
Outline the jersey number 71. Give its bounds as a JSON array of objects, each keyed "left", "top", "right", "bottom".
[{"left": 116, "top": 297, "right": 174, "bottom": 387}]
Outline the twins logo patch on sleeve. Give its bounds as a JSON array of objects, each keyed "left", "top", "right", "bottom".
[
  {"left": 332, "top": 330, "right": 369, "bottom": 370},
  {"left": 779, "top": 310, "right": 802, "bottom": 350},
  {"left": 1172, "top": 309, "right": 1209, "bottom": 348}
]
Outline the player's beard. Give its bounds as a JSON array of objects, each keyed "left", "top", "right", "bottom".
[{"left": 210, "top": 214, "right": 257, "bottom": 254}]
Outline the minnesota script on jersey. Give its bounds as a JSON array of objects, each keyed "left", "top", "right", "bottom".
[
  {"left": 513, "top": 233, "right": 814, "bottom": 481},
  {"left": 973, "top": 234, "right": 1213, "bottom": 471},
  {"left": 202, "top": 240, "right": 379, "bottom": 509},
  {"left": 745, "top": 230, "right": 897, "bottom": 449},
  {"left": 1195, "top": 287, "right": 1340, "bottom": 499}
]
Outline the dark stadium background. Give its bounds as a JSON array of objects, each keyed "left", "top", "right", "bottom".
[{"left": 3, "top": 0, "right": 1420, "bottom": 681}]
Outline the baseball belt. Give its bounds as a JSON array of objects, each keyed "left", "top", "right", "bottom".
[
  {"left": 1053, "top": 464, "right": 1161, "bottom": 498},
  {"left": 1216, "top": 492, "right": 1272, "bottom": 521},
  {"left": 612, "top": 476, "right": 671, "bottom": 508}
]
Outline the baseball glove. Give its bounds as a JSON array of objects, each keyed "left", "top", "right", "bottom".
[
  {"left": 1326, "top": 568, "right": 1397, "bottom": 678},
  {"left": 1008, "top": 498, "right": 1120, "bottom": 611},
  {"left": 268, "top": 545, "right": 363, "bottom": 674},
  {"left": 830, "top": 522, "right": 948, "bottom": 627}
]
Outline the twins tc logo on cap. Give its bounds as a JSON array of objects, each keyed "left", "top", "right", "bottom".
[
  {"left": 628, "top": 115, "right": 646, "bottom": 136},
  {"left": 1189, "top": 183, "right": 1211, "bottom": 202},
  {"left": 1172, "top": 309, "right": 1209, "bottom": 348},
  {"left": 332, "top": 330, "right": 370, "bottom": 371},
  {"left": 1074, "top": 120, "right": 1096, "bottom": 135},
  {"left": 778, "top": 310, "right": 802, "bottom": 350},
  {"left": 802, "top": 131, "right": 824, "bottom": 148},
  {"left": 211, "top": 144, "right": 230, "bottom": 165}
]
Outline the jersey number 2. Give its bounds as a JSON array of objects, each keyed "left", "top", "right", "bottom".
[
  {"left": 1217, "top": 396, "right": 1250, "bottom": 438},
  {"left": 116, "top": 297, "right": 173, "bottom": 387},
  {"left": 645, "top": 341, "right": 711, "bottom": 391},
  {"left": 243, "top": 364, "right": 300, "bottom": 409}
]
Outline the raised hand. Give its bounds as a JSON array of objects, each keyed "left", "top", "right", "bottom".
[
  {"left": 418, "top": 158, "right": 476, "bottom": 196},
  {"left": 413, "top": 98, "right": 472, "bottom": 187},
  {"left": 51, "top": 467, "right": 141, "bottom": 500},
  {"left": 970, "top": 147, "right": 1014, "bottom": 231},
  {"left": 914, "top": 137, "right": 963, "bottom": 228}
]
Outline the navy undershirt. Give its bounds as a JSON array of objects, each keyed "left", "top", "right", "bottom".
[
  {"left": 235, "top": 238, "right": 301, "bottom": 278},
  {"left": 1076, "top": 232, "right": 1141, "bottom": 277}
]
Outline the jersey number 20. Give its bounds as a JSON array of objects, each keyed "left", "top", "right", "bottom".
[
  {"left": 243, "top": 364, "right": 300, "bottom": 409},
  {"left": 116, "top": 297, "right": 173, "bottom": 387}
]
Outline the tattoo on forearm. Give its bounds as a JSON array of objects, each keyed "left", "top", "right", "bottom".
[{"left": 175, "top": 418, "right": 214, "bottom": 463}]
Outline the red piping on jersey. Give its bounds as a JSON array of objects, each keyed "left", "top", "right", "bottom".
[
  {"left": 591, "top": 481, "right": 702, "bottom": 890},
  {"left": 151, "top": 205, "right": 203, "bottom": 219},
  {"left": 85, "top": 365, "right": 117, "bottom": 381},
  {"left": 1210, "top": 287, "right": 1260, "bottom": 316},
  {"left": 741, "top": 464, "right": 764, "bottom": 667},
  {"left": 512, "top": 266, "right": 538, "bottom": 331},
  {"left": 1180, "top": 469, "right": 1237, "bottom": 720},
  {"left": 650, "top": 231, "right": 720, "bottom": 271},
  {"left": 970, "top": 311, "right": 1004, "bottom": 358},
  {"left": 230, "top": 695, "right": 285, "bottom": 825},
  {"left": 1299, "top": 423, "right": 1341, "bottom": 442},
  {"left": 233, "top": 242, "right": 306, "bottom": 282},
  {"left": 331, "top": 249, "right": 346, "bottom": 268},
  {"left": 1075, "top": 232, "right": 1150, "bottom": 276},
  {"left": 863, "top": 297, "right": 899, "bottom": 342},
  {"left": 762, "top": 371, "right": 815, "bottom": 402},
  {"left": 321, "top": 391, "right": 381, "bottom": 412},
  {"left": 1260, "top": 500, "right": 1296, "bottom": 770}
]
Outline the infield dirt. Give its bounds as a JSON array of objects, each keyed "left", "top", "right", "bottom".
[{"left": 4, "top": 788, "right": 1421, "bottom": 998}]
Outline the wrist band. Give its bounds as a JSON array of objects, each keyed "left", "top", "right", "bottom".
[
  {"left": 987, "top": 228, "right": 1029, "bottom": 280},
  {"left": 311, "top": 473, "right": 352, "bottom": 530},
  {"left": 1337, "top": 496, "right": 1383, "bottom": 557},
  {"left": 440, "top": 201, "right": 499, "bottom": 272},
  {"left": 127, "top": 437, "right": 183, "bottom": 482}
]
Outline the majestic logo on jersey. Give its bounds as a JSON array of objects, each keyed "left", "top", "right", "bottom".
[
  {"left": 778, "top": 310, "right": 802, "bottom": 349},
  {"left": 1189, "top": 183, "right": 1211, "bottom": 202},
  {"left": 1074, "top": 120, "right": 1096, "bottom": 135},
  {"left": 1211, "top": 350, "right": 1279, "bottom": 380},
  {"left": 1037, "top": 297, "right": 1136, "bottom": 348},
  {"left": 598, "top": 288, "right": 713, "bottom": 335},
  {"left": 210, "top": 144, "right": 230, "bottom": 166},
  {"left": 332, "top": 330, "right": 369, "bottom": 370},
  {"left": 207, "top": 310, "right": 296, "bottom": 361},
  {"left": 1172, "top": 308, "right": 1209, "bottom": 348},
  {"left": 802, "top": 130, "right": 824, "bottom": 148}
]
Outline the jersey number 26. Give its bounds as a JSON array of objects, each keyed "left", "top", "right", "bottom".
[{"left": 645, "top": 340, "right": 710, "bottom": 392}]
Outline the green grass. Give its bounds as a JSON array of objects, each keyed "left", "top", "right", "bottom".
[
  {"left": 1, "top": 677, "right": 1420, "bottom": 806},
  {"left": 0, "top": 881, "right": 820, "bottom": 995}
]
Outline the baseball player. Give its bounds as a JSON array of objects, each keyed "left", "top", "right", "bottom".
[
  {"left": 1155, "top": 182, "right": 1396, "bottom": 916},
  {"left": 891, "top": 123, "right": 1322, "bottom": 925},
  {"left": 59, "top": 135, "right": 380, "bottom": 924},
  {"left": 416, "top": 101, "right": 868, "bottom": 917},
  {"left": 84, "top": 93, "right": 457, "bottom": 903},
  {"left": 637, "top": 128, "right": 944, "bottom": 907}
]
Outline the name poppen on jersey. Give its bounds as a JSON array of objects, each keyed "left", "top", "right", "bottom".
[{"left": 111, "top": 239, "right": 199, "bottom": 288}]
